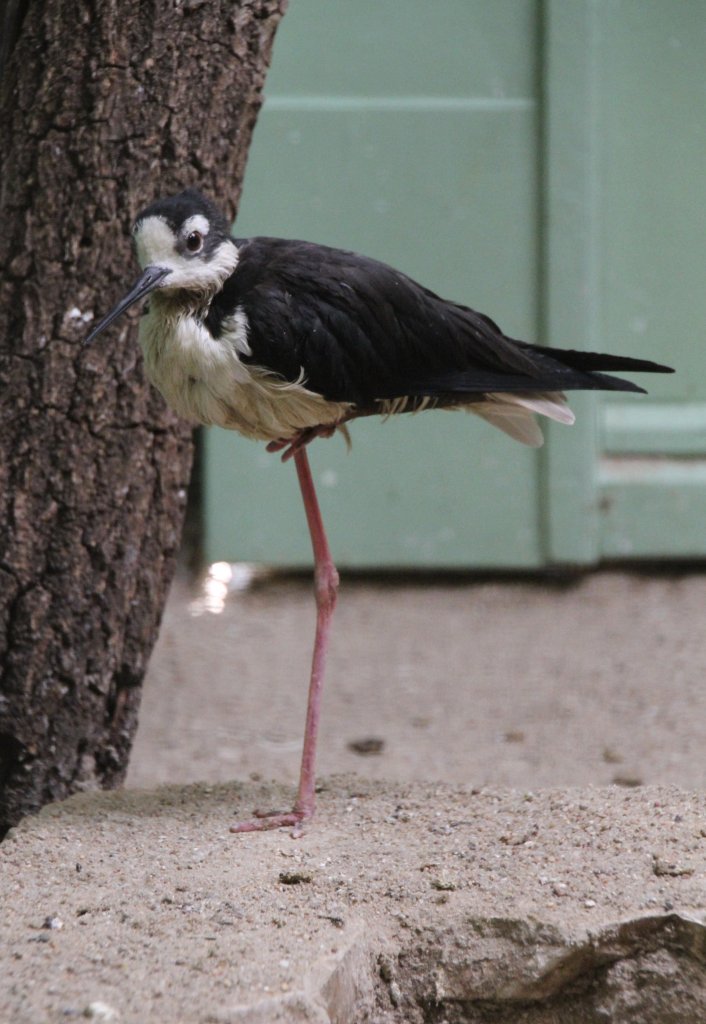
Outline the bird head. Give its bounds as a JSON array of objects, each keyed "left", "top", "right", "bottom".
[{"left": 85, "top": 188, "right": 238, "bottom": 343}]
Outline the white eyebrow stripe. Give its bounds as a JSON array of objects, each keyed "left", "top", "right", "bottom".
[{"left": 183, "top": 214, "right": 210, "bottom": 236}]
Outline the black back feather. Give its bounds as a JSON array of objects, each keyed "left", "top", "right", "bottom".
[{"left": 208, "top": 237, "right": 673, "bottom": 404}]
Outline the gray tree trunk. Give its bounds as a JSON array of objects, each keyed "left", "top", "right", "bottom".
[{"left": 0, "top": 0, "right": 287, "bottom": 835}]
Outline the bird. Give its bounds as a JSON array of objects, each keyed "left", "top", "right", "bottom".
[{"left": 86, "top": 187, "right": 673, "bottom": 834}]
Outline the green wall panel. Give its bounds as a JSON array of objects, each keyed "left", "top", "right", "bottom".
[
  {"left": 593, "top": 2, "right": 706, "bottom": 557},
  {"left": 207, "top": 415, "right": 541, "bottom": 569},
  {"left": 595, "top": 3, "right": 706, "bottom": 393},
  {"left": 599, "top": 461, "right": 706, "bottom": 559},
  {"left": 542, "top": 1, "right": 706, "bottom": 564},
  {"left": 233, "top": 106, "right": 537, "bottom": 320},
  {"left": 264, "top": 0, "right": 538, "bottom": 99}
]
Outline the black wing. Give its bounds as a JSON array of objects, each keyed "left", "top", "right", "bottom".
[{"left": 209, "top": 238, "right": 672, "bottom": 405}]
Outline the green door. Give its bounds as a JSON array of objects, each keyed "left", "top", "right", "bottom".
[{"left": 204, "top": 1, "right": 705, "bottom": 568}]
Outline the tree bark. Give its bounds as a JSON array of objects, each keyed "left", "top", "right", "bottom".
[{"left": 0, "top": 0, "right": 287, "bottom": 836}]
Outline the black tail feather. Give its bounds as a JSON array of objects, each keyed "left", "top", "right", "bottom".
[
  {"left": 389, "top": 342, "right": 672, "bottom": 402},
  {"left": 401, "top": 369, "right": 649, "bottom": 397},
  {"left": 524, "top": 344, "right": 674, "bottom": 375}
]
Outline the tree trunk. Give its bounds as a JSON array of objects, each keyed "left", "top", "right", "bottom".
[{"left": 0, "top": 0, "right": 287, "bottom": 836}]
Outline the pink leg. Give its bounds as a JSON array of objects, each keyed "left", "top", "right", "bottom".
[{"left": 231, "top": 448, "right": 339, "bottom": 836}]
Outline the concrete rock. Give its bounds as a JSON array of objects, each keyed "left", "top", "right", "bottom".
[{"left": 1, "top": 779, "right": 705, "bottom": 1022}]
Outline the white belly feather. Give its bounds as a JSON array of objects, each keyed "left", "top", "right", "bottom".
[
  {"left": 139, "top": 300, "right": 574, "bottom": 449},
  {"left": 138, "top": 303, "right": 352, "bottom": 442}
]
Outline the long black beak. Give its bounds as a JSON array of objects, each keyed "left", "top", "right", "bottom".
[{"left": 85, "top": 265, "right": 171, "bottom": 343}]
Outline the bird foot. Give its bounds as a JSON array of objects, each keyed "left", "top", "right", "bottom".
[
  {"left": 266, "top": 421, "right": 351, "bottom": 462},
  {"left": 230, "top": 806, "right": 310, "bottom": 838},
  {"left": 266, "top": 426, "right": 335, "bottom": 462}
]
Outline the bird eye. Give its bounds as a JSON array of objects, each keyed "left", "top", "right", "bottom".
[{"left": 186, "top": 231, "right": 203, "bottom": 253}]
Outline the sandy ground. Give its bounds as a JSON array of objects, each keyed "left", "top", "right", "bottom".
[
  {"left": 3, "top": 569, "right": 706, "bottom": 1023},
  {"left": 129, "top": 568, "right": 706, "bottom": 793}
]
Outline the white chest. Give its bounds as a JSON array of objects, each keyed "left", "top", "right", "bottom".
[
  {"left": 139, "top": 307, "right": 242, "bottom": 426},
  {"left": 138, "top": 305, "right": 352, "bottom": 441}
]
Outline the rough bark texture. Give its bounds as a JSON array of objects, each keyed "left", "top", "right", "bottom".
[{"left": 0, "top": 0, "right": 287, "bottom": 835}]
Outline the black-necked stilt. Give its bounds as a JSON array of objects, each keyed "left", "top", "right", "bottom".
[{"left": 86, "top": 188, "right": 673, "bottom": 834}]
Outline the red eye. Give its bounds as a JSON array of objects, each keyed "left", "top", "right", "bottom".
[{"left": 186, "top": 231, "right": 203, "bottom": 253}]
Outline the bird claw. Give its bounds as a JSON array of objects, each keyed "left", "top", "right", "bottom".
[
  {"left": 266, "top": 422, "right": 344, "bottom": 462},
  {"left": 264, "top": 438, "right": 301, "bottom": 462}
]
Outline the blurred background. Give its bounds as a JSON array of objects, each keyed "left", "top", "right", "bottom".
[{"left": 129, "top": 1, "right": 706, "bottom": 792}]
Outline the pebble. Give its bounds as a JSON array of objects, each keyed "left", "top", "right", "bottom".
[
  {"left": 430, "top": 875, "right": 457, "bottom": 891},
  {"left": 279, "top": 871, "right": 313, "bottom": 885},
  {"left": 389, "top": 980, "right": 402, "bottom": 1007},
  {"left": 347, "top": 737, "right": 385, "bottom": 756},
  {"left": 83, "top": 1003, "right": 119, "bottom": 1022}
]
